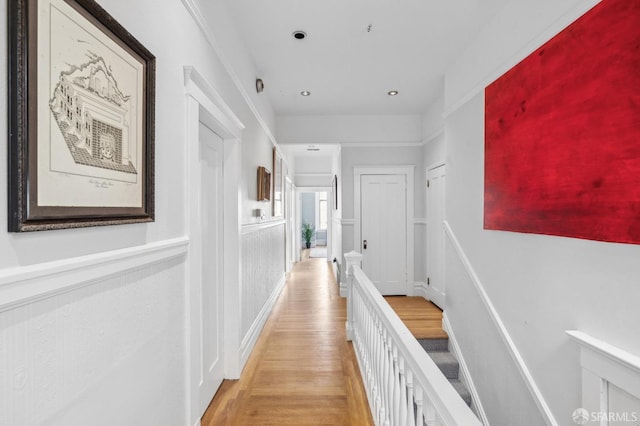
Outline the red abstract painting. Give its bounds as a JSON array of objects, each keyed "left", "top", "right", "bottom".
[{"left": 484, "top": 0, "right": 640, "bottom": 244}]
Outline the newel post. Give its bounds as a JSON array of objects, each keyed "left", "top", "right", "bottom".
[{"left": 344, "top": 251, "right": 363, "bottom": 341}]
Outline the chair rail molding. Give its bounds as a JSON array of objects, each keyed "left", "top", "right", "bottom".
[
  {"left": 443, "top": 220, "right": 558, "bottom": 426},
  {"left": 0, "top": 237, "right": 189, "bottom": 313}
]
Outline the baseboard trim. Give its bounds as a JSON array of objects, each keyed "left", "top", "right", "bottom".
[
  {"left": 443, "top": 312, "right": 490, "bottom": 426},
  {"left": 413, "top": 282, "right": 428, "bottom": 299},
  {"left": 240, "top": 274, "right": 286, "bottom": 365}
]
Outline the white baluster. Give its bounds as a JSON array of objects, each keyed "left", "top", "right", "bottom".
[
  {"left": 415, "top": 386, "right": 424, "bottom": 426},
  {"left": 392, "top": 345, "right": 401, "bottom": 425},
  {"left": 406, "top": 369, "right": 416, "bottom": 426},
  {"left": 398, "top": 355, "right": 408, "bottom": 426},
  {"left": 425, "top": 395, "right": 436, "bottom": 426},
  {"left": 345, "top": 254, "right": 482, "bottom": 426}
]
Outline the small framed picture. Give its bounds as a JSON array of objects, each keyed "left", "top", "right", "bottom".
[
  {"left": 257, "top": 166, "right": 271, "bottom": 202},
  {"left": 8, "top": 0, "right": 155, "bottom": 231}
]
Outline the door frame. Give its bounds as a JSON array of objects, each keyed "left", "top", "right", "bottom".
[
  {"left": 353, "top": 166, "right": 415, "bottom": 296},
  {"left": 184, "top": 66, "right": 244, "bottom": 426},
  {"left": 425, "top": 162, "right": 446, "bottom": 308},
  {"left": 295, "top": 186, "right": 332, "bottom": 261}
]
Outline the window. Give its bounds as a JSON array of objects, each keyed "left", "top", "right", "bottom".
[{"left": 318, "top": 192, "right": 328, "bottom": 231}]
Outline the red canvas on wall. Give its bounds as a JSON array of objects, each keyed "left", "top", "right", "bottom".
[{"left": 484, "top": 0, "right": 640, "bottom": 244}]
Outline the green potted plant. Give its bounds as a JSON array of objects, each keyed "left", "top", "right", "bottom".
[{"left": 302, "top": 223, "right": 315, "bottom": 249}]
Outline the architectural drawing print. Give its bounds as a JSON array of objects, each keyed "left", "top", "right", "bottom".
[{"left": 50, "top": 51, "right": 137, "bottom": 175}]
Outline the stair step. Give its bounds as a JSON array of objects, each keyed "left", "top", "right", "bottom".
[
  {"left": 449, "top": 379, "right": 472, "bottom": 407},
  {"left": 427, "top": 351, "right": 460, "bottom": 380},
  {"left": 418, "top": 338, "right": 448, "bottom": 352}
]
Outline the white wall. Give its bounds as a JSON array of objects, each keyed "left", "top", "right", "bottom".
[
  {"left": 0, "top": 0, "right": 283, "bottom": 424},
  {"left": 441, "top": 0, "right": 640, "bottom": 424}
]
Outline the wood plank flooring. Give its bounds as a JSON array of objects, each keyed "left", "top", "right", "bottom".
[
  {"left": 384, "top": 296, "right": 448, "bottom": 340},
  {"left": 201, "top": 257, "right": 373, "bottom": 425}
]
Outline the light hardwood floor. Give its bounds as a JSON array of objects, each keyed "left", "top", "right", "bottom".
[
  {"left": 384, "top": 296, "right": 448, "bottom": 340},
  {"left": 201, "top": 257, "right": 373, "bottom": 425}
]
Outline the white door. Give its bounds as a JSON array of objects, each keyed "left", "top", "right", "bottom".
[
  {"left": 197, "top": 123, "right": 224, "bottom": 414},
  {"left": 426, "top": 164, "right": 446, "bottom": 308},
  {"left": 361, "top": 174, "right": 407, "bottom": 295}
]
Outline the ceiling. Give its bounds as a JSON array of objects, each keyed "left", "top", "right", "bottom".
[{"left": 223, "top": 0, "right": 508, "bottom": 116}]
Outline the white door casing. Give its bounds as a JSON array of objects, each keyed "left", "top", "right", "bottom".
[
  {"left": 198, "top": 123, "right": 224, "bottom": 411},
  {"left": 426, "top": 164, "right": 446, "bottom": 309},
  {"left": 185, "top": 66, "right": 244, "bottom": 426},
  {"left": 354, "top": 166, "right": 415, "bottom": 296},
  {"left": 285, "top": 177, "right": 294, "bottom": 271}
]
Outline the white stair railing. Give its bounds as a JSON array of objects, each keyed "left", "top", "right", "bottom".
[{"left": 344, "top": 251, "right": 481, "bottom": 426}]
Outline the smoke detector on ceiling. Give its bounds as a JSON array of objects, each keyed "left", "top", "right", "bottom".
[{"left": 307, "top": 145, "right": 320, "bottom": 151}]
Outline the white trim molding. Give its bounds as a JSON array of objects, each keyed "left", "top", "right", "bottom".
[
  {"left": 413, "top": 282, "right": 428, "bottom": 299},
  {"left": 0, "top": 238, "right": 189, "bottom": 313},
  {"left": 443, "top": 312, "right": 490, "bottom": 426},
  {"left": 180, "top": 0, "right": 277, "bottom": 146},
  {"left": 422, "top": 127, "right": 445, "bottom": 146},
  {"left": 443, "top": 220, "right": 558, "bottom": 426},
  {"left": 353, "top": 165, "right": 415, "bottom": 296},
  {"left": 567, "top": 330, "right": 640, "bottom": 418},
  {"left": 241, "top": 219, "right": 286, "bottom": 235},
  {"left": 184, "top": 65, "right": 244, "bottom": 425}
]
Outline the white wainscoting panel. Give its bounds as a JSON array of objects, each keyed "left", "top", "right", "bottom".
[
  {"left": 0, "top": 246, "right": 188, "bottom": 426},
  {"left": 240, "top": 221, "right": 286, "bottom": 362}
]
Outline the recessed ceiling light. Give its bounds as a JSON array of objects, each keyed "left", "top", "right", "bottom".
[
  {"left": 301, "top": 91, "right": 311, "bottom": 96},
  {"left": 292, "top": 31, "right": 307, "bottom": 40},
  {"left": 388, "top": 90, "right": 399, "bottom": 96}
]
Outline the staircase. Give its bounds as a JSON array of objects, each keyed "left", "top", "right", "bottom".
[
  {"left": 419, "top": 337, "right": 472, "bottom": 407},
  {"left": 384, "top": 297, "right": 473, "bottom": 408}
]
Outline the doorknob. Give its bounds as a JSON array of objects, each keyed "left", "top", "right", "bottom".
[{"left": 363, "top": 240, "right": 367, "bottom": 250}]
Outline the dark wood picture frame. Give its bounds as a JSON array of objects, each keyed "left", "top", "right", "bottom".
[
  {"left": 257, "top": 166, "right": 271, "bottom": 202},
  {"left": 8, "top": 0, "right": 155, "bottom": 231}
]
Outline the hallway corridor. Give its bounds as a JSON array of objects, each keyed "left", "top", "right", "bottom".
[{"left": 201, "top": 257, "right": 373, "bottom": 425}]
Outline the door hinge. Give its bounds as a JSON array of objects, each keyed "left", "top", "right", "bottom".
[{"left": 427, "top": 277, "right": 430, "bottom": 285}]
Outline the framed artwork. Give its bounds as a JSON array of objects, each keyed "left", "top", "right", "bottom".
[
  {"left": 332, "top": 174, "right": 338, "bottom": 210},
  {"left": 272, "top": 147, "right": 283, "bottom": 217},
  {"left": 8, "top": 0, "right": 155, "bottom": 231},
  {"left": 484, "top": 0, "right": 640, "bottom": 244},
  {"left": 257, "top": 166, "right": 271, "bottom": 202}
]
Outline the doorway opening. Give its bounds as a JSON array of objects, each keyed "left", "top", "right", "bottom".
[{"left": 298, "top": 189, "right": 332, "bottom": 262}]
